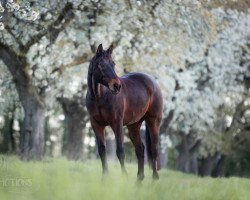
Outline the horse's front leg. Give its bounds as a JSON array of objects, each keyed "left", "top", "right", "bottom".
[
  {"left": 111, "top": 121, "right": 127, "bottom": 175},
  {"left": 91, "top": 119, "right": 108, "bottom": 174}
]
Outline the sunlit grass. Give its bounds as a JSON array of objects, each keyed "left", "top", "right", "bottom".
[{"left": 0, "top": 155, "right": 249, "bottom": 200}]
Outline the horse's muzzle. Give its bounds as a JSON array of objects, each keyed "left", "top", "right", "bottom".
[{"left": 108, "top": 78, "right": 121, "bottom": 94}]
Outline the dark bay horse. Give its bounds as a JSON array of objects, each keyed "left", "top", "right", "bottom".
[{"left": 86, "top": 44, "right": 163, "bottom": 181}]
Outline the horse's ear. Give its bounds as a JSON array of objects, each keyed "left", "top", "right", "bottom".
[
  {"left": 107, "top": 43, "right": 114, "bottom": 54},
  {"left": 96, "top": 44, "right": 103, "bottom": 55}
]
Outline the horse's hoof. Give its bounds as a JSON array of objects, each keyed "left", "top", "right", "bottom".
[
  {"left": 153, "top": 172, "right": 159, "bottom": 180},
  {"left": 136, "top": 175, "right": 144, "bottom": 186},
  {"left": 101, "top": 169, "right": 108, "bottom": 181},
  {"left": 103, "top": 167, "right": 109, "bottom": 174},
  {"left": 137, "top": 172, "right": 144, "bottom": 181},
  {"left": 136, "top": 179, "right": 143, "bottom": 186},
  {"left": 122, "top": 168, "right": 128, "bottom": 176}
]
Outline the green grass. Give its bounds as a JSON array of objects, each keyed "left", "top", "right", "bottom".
[{"left": 0, "top": 156, "right": 249, "bottom": 200}]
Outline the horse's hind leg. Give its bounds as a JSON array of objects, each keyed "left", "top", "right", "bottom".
[
  {"left": 127, "top": 122, "right": 145, "bottom": 181},
  {"left": 145, "top": 117, "right": 161, "bottom": 180}
]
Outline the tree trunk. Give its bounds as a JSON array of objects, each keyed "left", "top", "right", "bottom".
[
  {"left": 176, "top": 133, "right": 200, "bottom": 174},
  {"left": 58, "top": 95, "right": 87, "bottom": 160},
  {"left": 66, "top": 116, "right": 84, "bottom": 160},
  {"left": 159, "top": 134, "right": 168, "bottom": 169},
  {"left": 212, "top": 155, "right": 225, "bottom": 177},
  {"left": 199, "top": 153, "right": 218, "bottom": 176},
  {"left": 190, "top": 154, "right": 198, "bottom": 174},
  {"left": 105, "top": 130, "right": 116, "bottom": 160},
  {"left": 0, "top": 3, "right": 76, "bottom": 160},
  {"left": 176, "top": 138, "right": 191, "bottom": 173},
  {"left": 20, "top": 97, "right": 45, "bottom": 160},
  {"left": 0, "top": 114, "right": 14, "bottom": 153},
  {"left": 44, "top": 115, "right": 52, "bottom": 156},
  {"left": 159, "top": 109, "right": 174, "bottom": 168},
  {"left": 0, "top": 42, "right": 46, "bottom": 160}
]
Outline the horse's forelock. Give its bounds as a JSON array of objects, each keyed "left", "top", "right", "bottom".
[{"left": 93, "top": 51, "right": 113, "bottom": 66}]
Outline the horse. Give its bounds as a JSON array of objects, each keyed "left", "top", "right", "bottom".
[{"left": 86, "top": 44, "right": 163, "bottom": 181}]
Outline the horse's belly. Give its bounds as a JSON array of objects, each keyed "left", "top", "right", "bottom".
[
  {"left": 123, "top": 107, "right": 148, "bottom": 126},
  {"left": 122, "top": 91, "right": 151, "bottom": 126}
]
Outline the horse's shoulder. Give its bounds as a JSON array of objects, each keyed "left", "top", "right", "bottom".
[{"left": 121, "top": 72, "right": 153, "bottom": 81}]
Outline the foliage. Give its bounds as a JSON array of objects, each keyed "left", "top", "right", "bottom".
[{"left": 0, "top": 0, "right": 249, "bottom": 173}]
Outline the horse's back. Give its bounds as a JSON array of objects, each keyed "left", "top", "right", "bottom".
[
  {"left": 121, "top": 72, "right": 153, "bottom": 82},
  {"left": 121, "top": 72, "right": 163, "bottom": 123},
  {"left": 121, "top": 72, "right": 158, "bottom": 92}
]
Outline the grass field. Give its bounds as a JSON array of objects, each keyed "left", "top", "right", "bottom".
[{"left": 0, "top": 156, "right": 249, "bottom": 200}]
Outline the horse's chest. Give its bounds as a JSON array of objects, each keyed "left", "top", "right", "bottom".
[{"left": 91, "top": 105, "right": 116, "bottom": 125}]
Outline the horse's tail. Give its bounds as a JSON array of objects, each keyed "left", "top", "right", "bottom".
[{"left": 145, "top": 124, "right": 153, "bottom": 167}]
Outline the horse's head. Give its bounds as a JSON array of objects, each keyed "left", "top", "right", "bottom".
[{"left": 88, "top": 44, "right": 121, "bottom": 96}]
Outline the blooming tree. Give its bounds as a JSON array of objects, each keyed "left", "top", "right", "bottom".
[{"left": 0, "top": 0, "right": 249, "bottom": 166}]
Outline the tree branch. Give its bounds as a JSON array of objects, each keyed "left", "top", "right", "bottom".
[
  {"left": 124, "top": 0, "right": 132, "bottom": 9},
  {"left": 51, "top": 53, "right": 92, "bottom": 75},
  {"left": 4, "top": 25, "right": 26, "bottom": 51},
  {"left": 0, "top": 42, "right": 29, "bottom": 85},
  {"left": 0, "top": 42, "right": 44, "bottom": 107},
  {"left": 57, "top": 92, "right": 86, "bottom": 118},
  {"left": 227, "top": 100, "right": 250, "bottom": 134},
  {"left": 160, "top": 109, "right": 174, "bottom": 134},
  {"left": 24, "top": 2, "right": 75, "bottom": 53},
  {"left": 190, "top": 139, "right": 201, "bottom": 154},
  {"left": 86, "top": 6, "right": 97, "bottom": 53}
]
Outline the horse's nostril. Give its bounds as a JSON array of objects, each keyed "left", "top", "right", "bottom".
[{"left": 114, "top": 83, "right": 121, "bottom": 91}]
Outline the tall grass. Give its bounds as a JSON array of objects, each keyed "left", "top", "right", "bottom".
[{"left": 0, "top": 156, "right": 249, "bottom": 200}]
